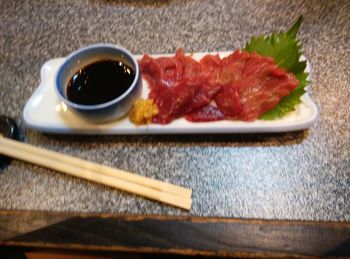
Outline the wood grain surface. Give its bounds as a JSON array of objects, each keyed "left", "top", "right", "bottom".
[{"left": 1, "top": 210, "right": 349, "bottom": 258}]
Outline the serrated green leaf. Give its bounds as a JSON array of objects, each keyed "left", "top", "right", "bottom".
[
  {"left": 244, "top": 15, "right": 309, "bottom": 120},
  {"left": 287, "top": 15, "right": 303, "bottom": 38},
  {"left": 259, "top": 84, "right": 306, "bottom": 120}
]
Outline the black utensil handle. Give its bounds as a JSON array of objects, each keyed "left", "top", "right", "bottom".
[{"left": 0, "top": 116, "right": 19, "bottom": 167}]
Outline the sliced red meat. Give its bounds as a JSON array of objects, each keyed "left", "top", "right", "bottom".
[
  {"left": 186, "top": 105, "right": 225, "bottom": 122},
  {"left": 138, "top": 49, "right": 299, "bottom": 124},
  {"left": 214, "top": 82, "right": 242, "bottom": 118},
  {"left": 236, "top": 53, "right": 298, "bottom": 120},
  {"left": 190, "top": 82, "right": 222, "bottom": 110},
  {"left": 219, "top": 50, "right": 249, "bottom": 84},
  {"left": 155, "top": 56, "right": 184, "bottom": 88},
  {"left": 139, "top": 50, "right": 222, "bottom": 124},
  {"left": 138, "top": 54, "right": 162, "bottom": 90},
  {"left": 199, "top": 54, "right": 222, "bottom": 84},
  {"left": 213, "top": 50, "right": 299, "bottom": 121},
  {"left": 152, "top": 80, "right": 202, "bottom": 124}
]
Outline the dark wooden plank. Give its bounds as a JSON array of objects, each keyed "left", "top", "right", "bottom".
[
  {"left": 0, "top": 210, "right": 71, "bottom": 241},
  {"left": 1, "top": 210, "right": 349, "bottom": 258}
]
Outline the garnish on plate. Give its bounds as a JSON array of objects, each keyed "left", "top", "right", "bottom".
[{"left": 129, "top": 99, "right": 159, "bottom": 125}]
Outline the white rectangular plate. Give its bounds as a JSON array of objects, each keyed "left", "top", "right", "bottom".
[{"left": 23, "top": 52, "right": 319, "bottom": 134}]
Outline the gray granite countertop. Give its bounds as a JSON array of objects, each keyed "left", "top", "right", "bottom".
[{"left": 0, "top": 0, "right": 349, "bottom": 221}]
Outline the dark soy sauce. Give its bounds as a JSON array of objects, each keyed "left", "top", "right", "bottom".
[{"left": 67, "top": 59, "right": 135, "bottom": 105}]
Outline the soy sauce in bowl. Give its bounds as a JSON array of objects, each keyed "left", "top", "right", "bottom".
[
  {"left": 67, "top": 60, "right": 135, "bottom": 105},
  {"left": 55, "top": 44, "right": 142, "bottom": 122}
]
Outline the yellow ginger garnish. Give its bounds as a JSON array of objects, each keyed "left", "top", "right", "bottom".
[{"left": 129, "top": 99, "right": 159, "bottom": 125}]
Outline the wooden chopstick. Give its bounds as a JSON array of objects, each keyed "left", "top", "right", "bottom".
[
  {"left": 0, "top": 137, "right": 192, "bottom": 210},
  {"left": 0, "top": 137, "right": 191, "bottom": 198}
]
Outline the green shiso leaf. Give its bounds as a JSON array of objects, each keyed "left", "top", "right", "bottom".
[{"left": 244, "top": 15, "right": 309, "bottom": 120}]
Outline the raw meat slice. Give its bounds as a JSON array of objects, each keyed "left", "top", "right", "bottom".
[{"left": 138, "top": 49, "right": 299, "bottom": 124}]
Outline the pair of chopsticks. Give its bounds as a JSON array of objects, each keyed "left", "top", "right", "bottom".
[{"left": 0, "top": 136, "right": 192, "bottom": 210}]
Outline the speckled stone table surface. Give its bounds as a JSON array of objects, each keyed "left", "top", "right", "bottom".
[{"left": 0, "top": 0, "right": 349, "bottom": 221}]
